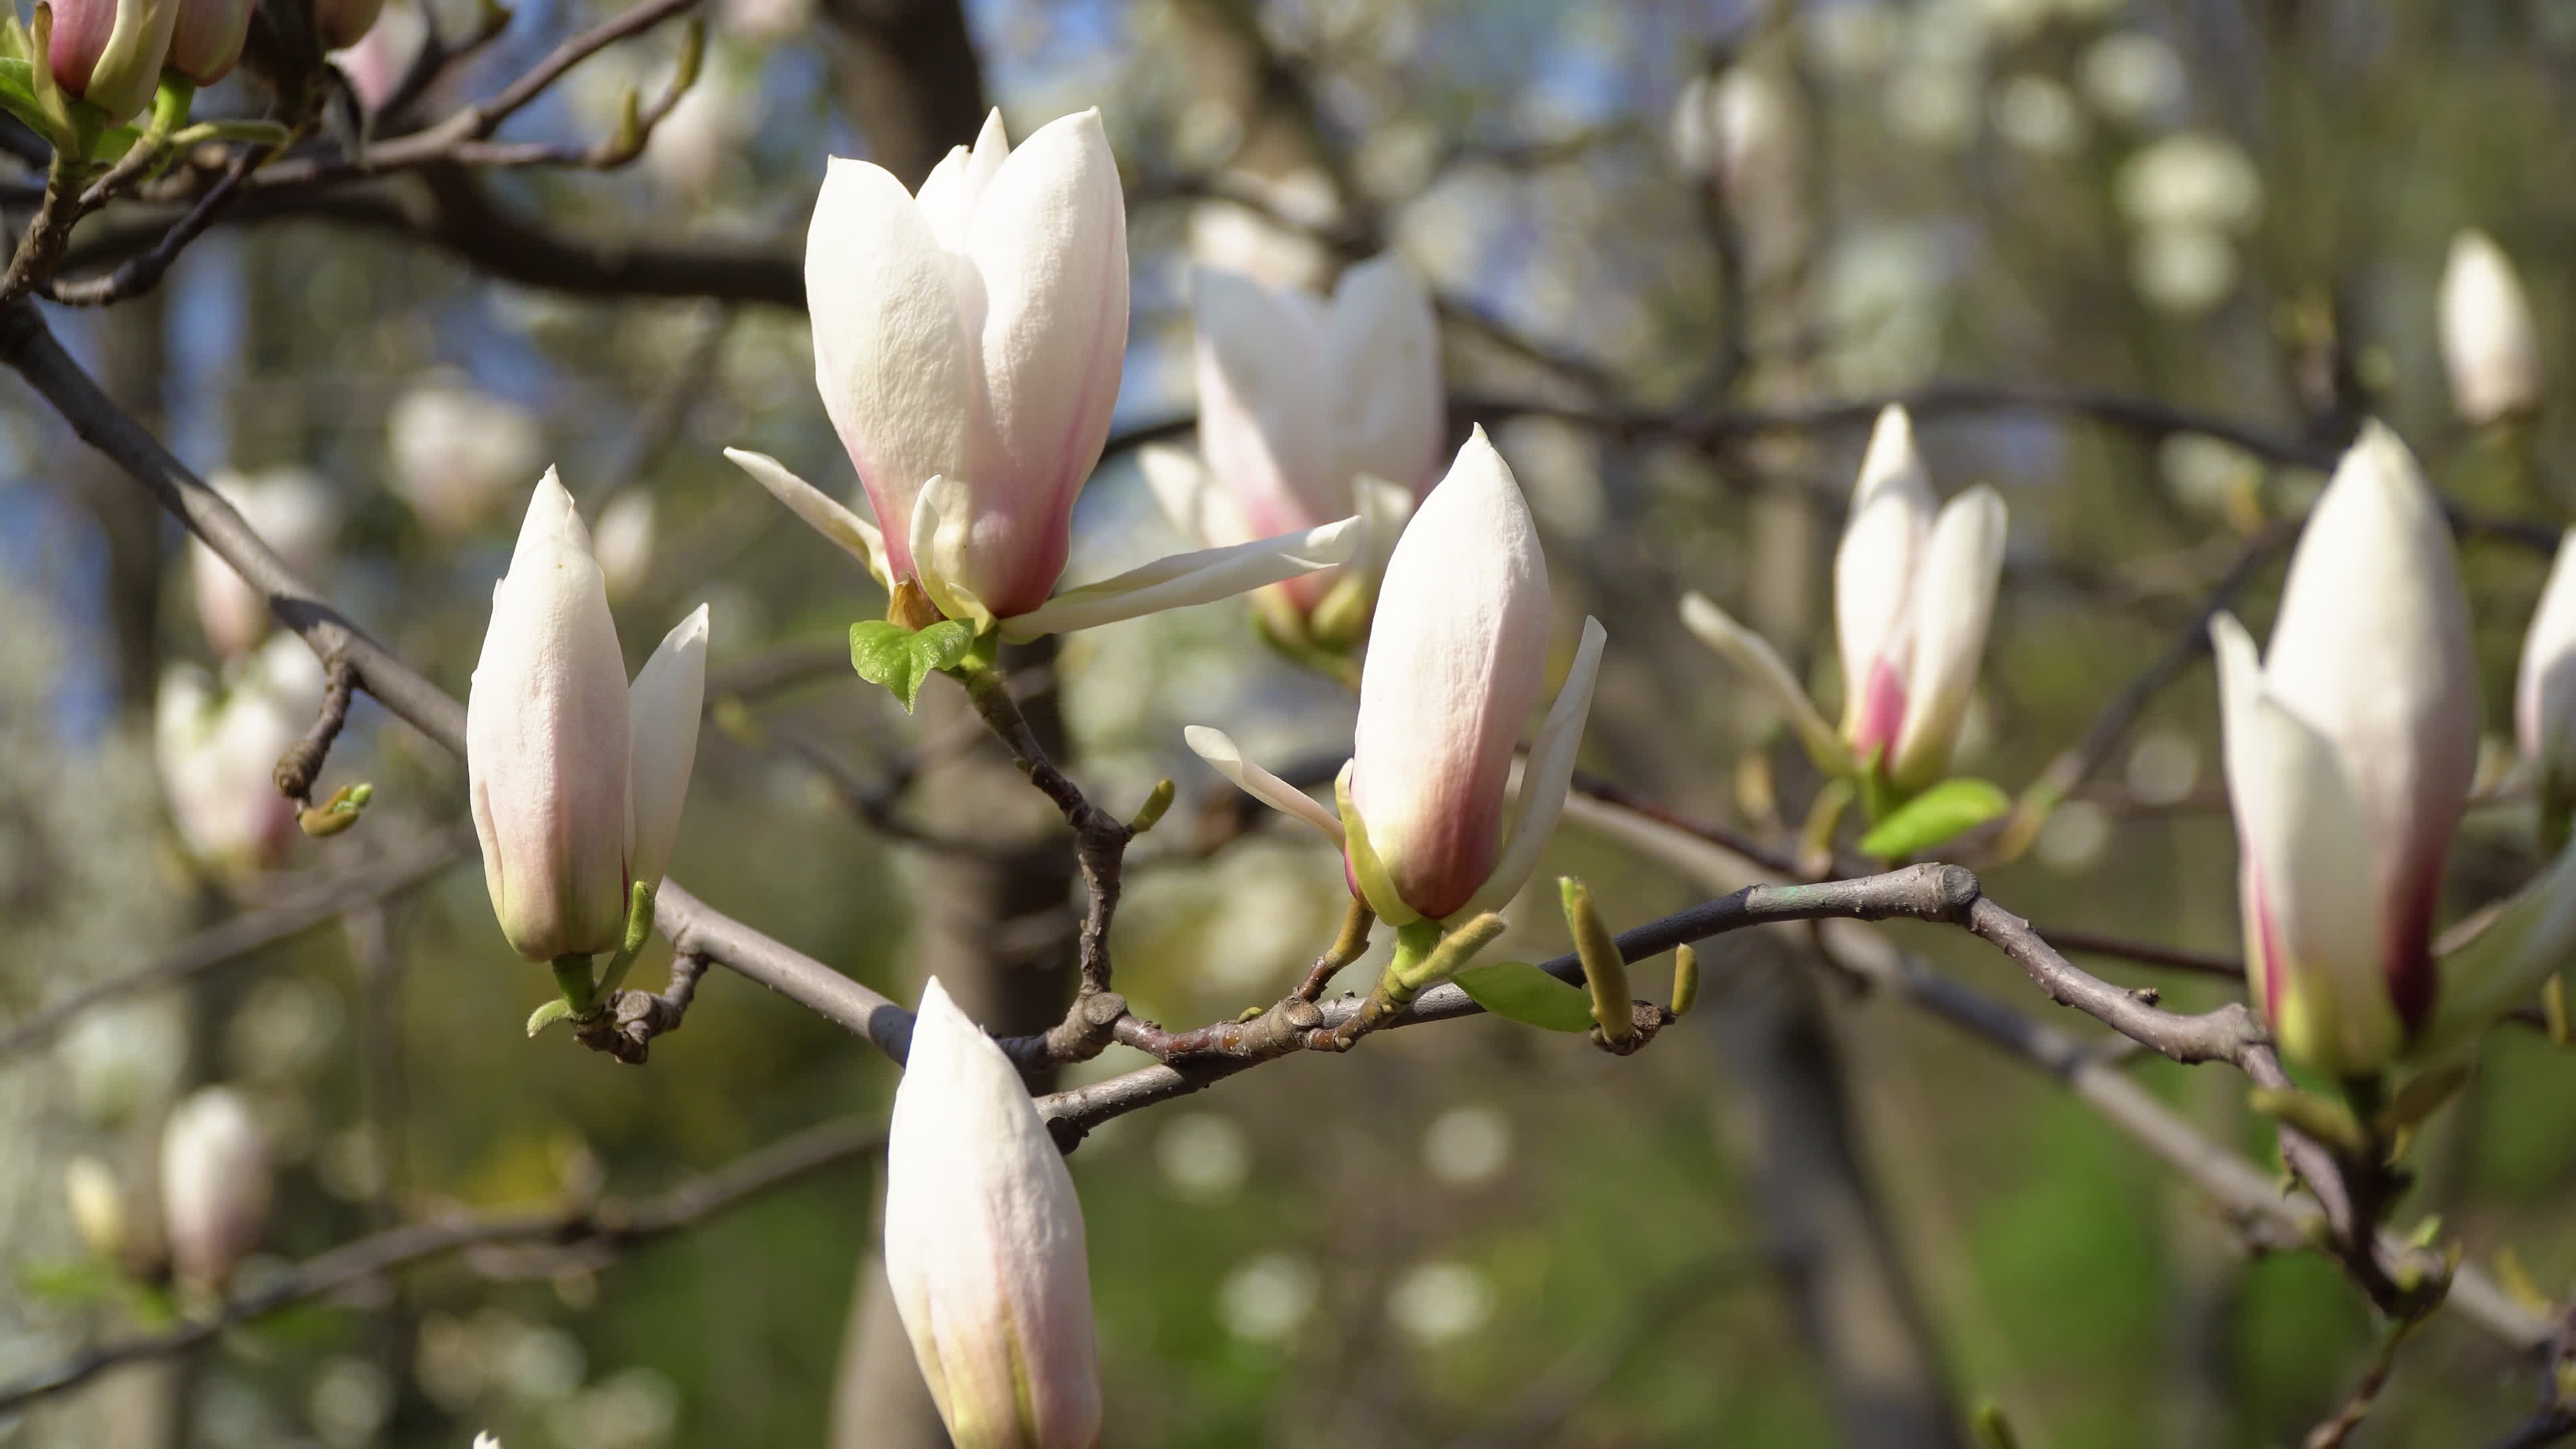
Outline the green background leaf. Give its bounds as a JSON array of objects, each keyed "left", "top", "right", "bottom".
[
  {"left": 1454, "top": 961, "right": 1597, "bottom": 1032},
  {"left": 1860, "top": 777, "right": 2012, "bottom": 859}
]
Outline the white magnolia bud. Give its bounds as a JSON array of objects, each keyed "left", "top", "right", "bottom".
[
  {"left": 2440, "top": 229, "right": 2543, "bottom": 425},
  {"left": 161, "top": 1087, "right": 272, "bottom": 1288}
]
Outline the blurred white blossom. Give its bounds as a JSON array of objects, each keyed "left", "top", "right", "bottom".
[
  {"left": 2080, "top": 31, "right": 2186, "bottom": 127},
  {"left": 387, "top": 372, "right": 546, "bottom": 535},
  {"left": 1155, "top": 1112, "right": 1252, "bottom": 1202},
  {"left": 1218, "top": 1252, "right": 1320, "bottom": 1344},
  {"left": 1387, "top": 1260, "right": 1494, "bottom": 1345}
]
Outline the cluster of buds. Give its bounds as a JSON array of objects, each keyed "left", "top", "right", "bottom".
[
  {"left": 1680, "top": 405, "right": 2008, "bottom": 848},
  {"left": 727, "top": 109, "right": 1356, "bottom": 652},
  {"left": 38, "top": 0, "right": 382, "bottom": 126},
  {"left": 1143, "top": 254, "right": 1443, "bottom": 656},
  {"left": 466, "top": 470, "right": 708, "bottom": 1004}
]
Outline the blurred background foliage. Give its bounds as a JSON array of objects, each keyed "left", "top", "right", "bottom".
[{"left": 7, "top": 0, "right": 2576, "bottom": 1445}]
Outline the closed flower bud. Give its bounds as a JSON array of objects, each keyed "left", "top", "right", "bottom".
[
  {"left": 2440, "top": 229, "right": 2543, "bottom": 426},
  {"left": 1831, "top": 407, "right": 2006, "bottom": 792},
  {"left": 156, "top": 633, "right": 323, "bottom": 873},
  {"left": 1181, "top": 256, "right": 1441, "bottom": 613},
  {"left": 2519, "top": 530, "right": 2576, "bottom": 843},
  {"left": 885, "top": 979, "right": 1101, "bottom": 1449},
  {"left": 467, "top": 470, "right": 708, "bottom": 962},
  {"left": 164, "top": 0, "right": 251, "bottom": 82},
  {"left": 804, "top": 108, "right": 1127, "bottom": 627},
  {"left": 48, "top": 0, "right": 179, "bottom": 123},
  {"left": 2212, "top": 422, "right": 2477, "bottom": 1077},
  {"left": 191, "top": 468, "right": 337, "bottom": 660},
  {"left": 160, "top": 1087, "right": 271, "bottom": 1289}
]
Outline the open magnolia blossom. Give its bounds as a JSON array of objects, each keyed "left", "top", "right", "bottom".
[
  {"left": 2214, "top": 422, "right": 2576, "bottom": 1077},
  {"left": 730, "top": 106, "right": 1356, "bottom": 638},
  {"left": 156, "top": 633, "right": 323, "bottom": 873},
  {"left": 1680, "top": 405, "right": 2006, "bottom": 797},
  {"left": 1187, "top": 429, "right": 1607, "bottom": 925},
  {"left": 192, "top": 468, "right": 337, "bottom": 660},
  {"left": 161, "top": 1086, "right": 271, "bottom": 1289},
  {"left": 2439, "top": 229, "right": 2543, "bottom": 427},
  {"left": 1140, "top": 255, "right": 1442, "bottom": 641},
  {"left": 2519, "top": 529, "right": 2576, "bottom": 841},
  {"left": 466, "top": 470, "right": 708, "bottom": 963},
  {"left": 885, "top": 979, "right": 1102, "bottom": 1449}
]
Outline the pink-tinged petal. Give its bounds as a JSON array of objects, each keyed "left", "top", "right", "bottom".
[
  {"left": 1847, "top": 657, "right": 1907, "bottom": 762},
  {"left": 625, "top": 604, "right": 709, "bottom": 894},
  {"left": 2440, "top": 230, "right": 2542, "bottom": 426},
  {"left": 160, "top": 1088, "right": 270, "bottom": 1289},
  {"left": 166, "top": 0, "right": 252, "bottom": 81},
  {"left": 956, "top": 108, "right": 1130, "bottom": 618},
  {"left": 1324, "top": 253, "right": 1444, "bottom": 498},
  {"left": 48, "top": 0, "right": 117, "bottom": 93},
  {"left": 1833, "top": 405, "right": 1935, "bottom": 742},
  {"left": 1352, "top": 428, "right": 1550, "bottom": 920},
  {"left": 885, "top": 980, "right": 1102, "bottom": 1449},
  {"left": 2516, "top": 529, "right": 2576, "bottom": 775},
  {"left": 1888, "top": 484, "right": 2006, "bottom": 792},
  {"left": 466, "top": 470, "right": 633, "bottom": 962},
  {"left": 2212, "top": 612, "right": 2402, "bottom": 1076},
  {"left": 54, "top": 0, "right": 179, "bottom": 121},
  {"left": 2261, "top": 421, "right": 2475, "bottom": 1032},
  {"left": 1193, "top": 266, "right": 1332, "bottom": 541},
  {"left": 806, "top": 156, "right": 976, "bottom": 583}
]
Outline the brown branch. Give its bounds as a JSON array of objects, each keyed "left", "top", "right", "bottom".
[
  {"left": 957, "top": 661, "right": 1134, "bottom": 1004},
  {"left": 0, "top": 1114, "right": 885, "bottom": 1413},
  {"left": 44, "top": 144, "right": 260, "bottom": 307},
  {"left": 570, "top": 952, "right": 706, "bottom": 1063},
  {"left": 271, "top": 651, "right": 355, "bottom": 809}
]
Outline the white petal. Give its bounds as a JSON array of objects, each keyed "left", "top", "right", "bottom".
[
  {"left": 723, "top": 447, "right": 890, "bottom": 586},
  {"left": 1451, "top": 614, "right": 1606, "bottom": 923},
  {"left": 1183, "top": 725, "right": 1345, "bottom": 846},
  {"left": 914, "top": 107, "right": 1011, "bottom": 250},
  {"left": 1324, "top": 254, "right": 1444, "bottom": 496},
  {"left": 2517, "top": 529, "right": 2576, "bottom": 765},
  {"left": 1833, "top": 405, "right": 1935, "bottom": 737},
  {"left": 1678, "top": 592, "right": 1851, "bottom": 775},
  {"left": 2212, "top": 611, "right": 2399, "bottom": 1074},
  {"left": 885, "top": 979, "right": 1101, "bottom": 1448},
  {"left": 1193, "top": 266, "right": 1335, "bottom": 534},
  {"left": 1352, "top": 472, "right": 1417, "bottom": 584},
  {"left": 1139, "top": 443, "right": 1252, "bottom": 549},
  {"left": 1888, "top": 483, "right": 2007, "bottom": 790},
  {"left": 806, "top": 156, "right": 975, "bottom": 566},
  {"left": 909, "top": 474, "right": 994, "bottom": 633},
  {"left": 626, "top": 604, "right": 709, "bottom": 894},
  {"left": 998, "top": 517, "right": 1360, "bottom": 641}
]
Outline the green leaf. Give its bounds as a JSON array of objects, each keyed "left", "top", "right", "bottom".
[
  {"left": 1859, "top": 777, "right": 2012, "bottom": 859},
  {"left": 16, "top": 1258, "right": 120, "bottom": 1307},
  {"left": 849, "top": 619, "right": 975, "bottom": 712},
  {"left": 1454, "top": 961, "right": 1596, "bottom": 1032}
]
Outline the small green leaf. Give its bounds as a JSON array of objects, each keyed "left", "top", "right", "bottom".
[
  {"left": 849, "top": 619, "right": 975, "bottom": 712},
  {"left": 2249, "top": 1085, "right": 2369, "bottom": 1158},
  {"left": 1454, "top": 961, "right": 1596, "bottom": 1032},
  {"left": 1859, "top": 777, "right": 2012, "bottom": 859}
]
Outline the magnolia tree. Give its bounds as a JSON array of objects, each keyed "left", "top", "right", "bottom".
[{"left": 9, "top": 2, "right": 2576, "bottom": 1446}]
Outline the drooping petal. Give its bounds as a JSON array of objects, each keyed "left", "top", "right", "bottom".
[
  {"left": 884, "top": 980, "right": 1102, "bottom": 1449},
  {"left": 1324, "top": 253, "right": 1444, "bottom": 498},
  {"left": 723, "top": 447, "right": 891, "bottom": 586},
  {"left": 1193, "top": 266, "right": 1334, "bottom": 539},
  {"left": 1183, "top": 726, "right": 1345, "bottom": 847},
  {"left": 1833, "top": 405, "right": 1935, "bottom": 745},
  {"left": 2420, "top": 836, "right": 2576, "bottom": 1058},
  {"left": 2439, "top": 229, "right": 2543, "bottom": 426},
  {"left": 998, "top": 517, "right": 1359, "bottom": 641},
  {"left": 1451, "top": 615, "right": 1607, "bottom": 922},
  {"left": 956, "top": 108, "right": 1130, "bottom": 618},
  {"left": 2516, "top": 529, "right": 2576, "bottom": 776},
  {"left": 466, "top": 470, "right": 633, "bottom": 962},
  {"left": 1138, "top": 443, "right": 1253, "bottom": 549},
  {"left": 1350, "top": 428, "right": 1550, "bottom": 920},
  {"left": 1677, "top": 592, "right": 1852, "bottom": 776},
  {"left": 626, "top": 604, "right": 710, "bottom": 895},
  {"left": 2212, "top": 612, "right": 2400, "bottom": 1075},
  {"left": 806, "top": 156, "right": 975, "bottom": 581},
  {"left": 1888, "top": 484, "right": 2007, "bottom": 792},
  {"left": 2261, "top": 422, "right": 2477, "bottom": 1032}
]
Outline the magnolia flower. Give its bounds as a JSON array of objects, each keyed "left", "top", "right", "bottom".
[
  {"left": 467, "top": 470, "right": 708, "bottom": 963},
  {"left": 388, "top": 374, "right": 546, "bottom": 536},
  {"left": 2211, "top": 423, "right": 2479, "bottom": 1076},
  {"left": 2520, "top": 531, "right": 2576, "bottom": 839},
  {"left": 48, "top": 0, "right": 178, "bottom": 123},
  {"left": 2440, "top": 229, "right": 2543, "bottom": 426},
  {"left": 156, "top": 634, "right": 323, "bottom": 873},
  {"left": 191, "top": 468, "right": 338, "bottom": 660},
  {"left": 1682, "top": 405, "right": 2006, "bottom": 795},
  {"left": 730, "top": 107, "right": 1358, "bottom": 640},
  {"left": 1187, "top": 429, "right": 1606, "bottom": 923},
  {"left": 161, "top": 1087, "right": 271, "bottom": 1289},
  {"left": 885, "top": 979, "right": 1100, "bottom": 1449},
  {"left": 1142, "top": 256, "right": 1440, "bottom": 632},
  {"left": 165, "top": 0, "right": 250, "bottom": 81}
]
